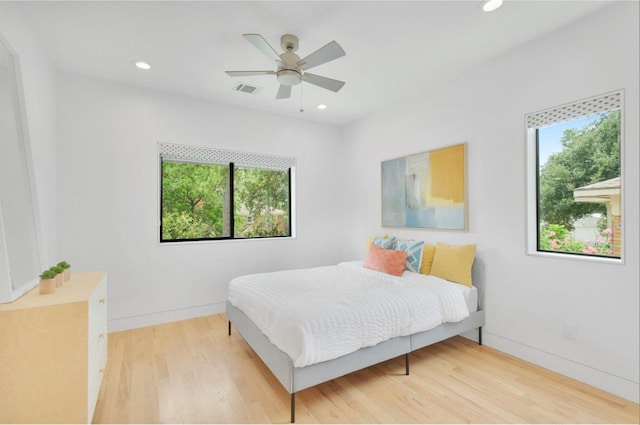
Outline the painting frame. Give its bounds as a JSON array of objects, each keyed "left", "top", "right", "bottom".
[{"left": 381, "top": 143, "right": 468, "bottom": 231}]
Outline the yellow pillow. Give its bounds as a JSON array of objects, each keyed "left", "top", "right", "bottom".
[
  {"left": 366, "top": 236, "right": 374, "bottom": 253},
  {"left": 419, "top": 244, "right": 437, "bottom": 275},
  {"left": 430, "top": 243, "right": 476, "bottom": 287}
]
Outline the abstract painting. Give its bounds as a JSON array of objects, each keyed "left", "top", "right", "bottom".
[{"left": 381, "top": 143, "right": 467, "bottom": 231}]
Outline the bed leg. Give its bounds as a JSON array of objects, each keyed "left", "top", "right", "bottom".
[
  {"left": 291, "top": 393, "right": 296, "bottom": 423},
  {"left": 228, "top": 321, "right": 231, "bottom": 336},
  {"left": 478, "top": 326, "right": 483, "bottom": 346},
  {"left": 405, "top": 353, "right": 410, "bottom": 375}
]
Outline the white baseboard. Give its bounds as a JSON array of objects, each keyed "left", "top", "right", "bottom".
[
  {"left": 483, "top": 332, "right": 639, "bottom": 403},
  {"left": 107, "top": 302, "right": 226, "bottom": 333}
]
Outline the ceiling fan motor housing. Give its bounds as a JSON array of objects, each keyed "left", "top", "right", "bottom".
[{"left": 277, "top": 44, "right": 302, "bottom": 86}]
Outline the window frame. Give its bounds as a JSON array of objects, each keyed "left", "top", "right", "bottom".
[
  {"left": 158, "top": 143, "right": 296, "bottom": 244},
  {"left": 524, "top": 90, "right": 625, "bottom": 264}
]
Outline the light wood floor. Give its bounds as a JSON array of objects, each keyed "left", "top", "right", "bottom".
[{"left": 93, "top": 314, "right": 639, "bottom": 424}]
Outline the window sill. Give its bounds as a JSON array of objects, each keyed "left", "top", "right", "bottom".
[{"left": 526, "top": 250, "right": 623, "bottom": 265}]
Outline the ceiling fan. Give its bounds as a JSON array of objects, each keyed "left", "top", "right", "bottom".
[{"left": 225, "top": 34, "right": 346, "bottom": 99}]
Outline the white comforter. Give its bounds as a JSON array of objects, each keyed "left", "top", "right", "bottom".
[{"left": 227, "top": 261, "right": 470, "bottom": 368}]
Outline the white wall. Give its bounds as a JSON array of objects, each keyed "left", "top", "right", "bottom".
[
  {"left": 342, "top": 2, "right": 639, "bottom": 402},
  {"left": 56, "top": 74, "right": 347, "bottom": 331},
  {"left": 0, "top": 3, "right": 58, "bottom": 268}
]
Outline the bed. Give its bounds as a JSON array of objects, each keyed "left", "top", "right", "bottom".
[{"left": 226, "top": 260, "right": 485, "bottom": 423}]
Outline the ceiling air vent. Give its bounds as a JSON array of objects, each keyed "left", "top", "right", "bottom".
[{"left": 233, "top": 82, "right": 262, "bottom": 95}]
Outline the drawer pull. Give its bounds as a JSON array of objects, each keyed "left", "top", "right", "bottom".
[
  {"left": 99, "top": 333, "right": 105, "bottom": 339},
  {"left": 98, "top": 298, "right": 106, "bottom": 304}
]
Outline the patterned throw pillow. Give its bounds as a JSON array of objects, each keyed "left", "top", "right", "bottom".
[
  {"left": 373, "top": 236, "right": 397, "bottom": 250},
  {"left": 396, "top": 240, "right": 425, "bottom": 273}
]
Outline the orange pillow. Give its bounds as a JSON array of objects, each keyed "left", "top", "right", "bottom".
[{"left": 363, "top": 244, "right": 408, "bottom": 276}]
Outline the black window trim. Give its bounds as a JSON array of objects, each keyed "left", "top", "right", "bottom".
[{"left": 158, "top": 143, "right": 295, "bottom": 243}]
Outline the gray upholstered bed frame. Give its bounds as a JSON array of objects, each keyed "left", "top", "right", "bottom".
[{"left": 225, "top": 260, "right": 486, "bottom": 423}]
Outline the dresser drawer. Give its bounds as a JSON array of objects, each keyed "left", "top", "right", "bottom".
[
  {"left": 88, "top": 338, "right": 107, "bottom": 422},
  {"left": 88, "top": 277, "right": 107, "bottom": 371}
]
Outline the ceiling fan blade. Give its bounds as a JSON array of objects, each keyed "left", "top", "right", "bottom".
[
  {"left": 301, "top": 73, "right": 345, "bottom": 92},
  {"left": 243, "top": 33, "right": 282, "bottom": 64},
  {"left": 297, "top": 40, "right": 346, "bottom": 71},
  {"left": 276, "top": 84, "right": 292, "bottom": 99},
  {"left": 225, "top": 70, "right": 276, "bottom": 77}
]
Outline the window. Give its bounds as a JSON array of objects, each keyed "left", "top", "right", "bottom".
[
  {"left": 525, "top": 91, "right": 623, "bottom": 260},
  {"left": 159, "top": 143, "right": 294, "bottom": 242}
]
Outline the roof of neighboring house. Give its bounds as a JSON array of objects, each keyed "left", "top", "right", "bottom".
[
  {"left": 573, "top": 177, "right": 620, "bottom": 203},
  {"left": 574, "top": 177, "right": 620, "bottom": 192}
]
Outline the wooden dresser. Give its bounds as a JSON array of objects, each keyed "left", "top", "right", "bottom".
[{"left": 0, "top": 272, "right": 107, "bottom": 424}]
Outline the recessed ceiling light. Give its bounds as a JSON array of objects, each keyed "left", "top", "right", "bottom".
[
  {"left": 482, "top": 0, "right": 503, "bottom": 12},
  {"left": 317, "top": 104, "right": 328, "bottom": 110},
  {"left": 133, "top": 60, "right": 151, "bottom": 70}
]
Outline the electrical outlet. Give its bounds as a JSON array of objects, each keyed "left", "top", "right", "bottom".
[{"left": 563, "top": 322, "right": 577, "bottom": 340}]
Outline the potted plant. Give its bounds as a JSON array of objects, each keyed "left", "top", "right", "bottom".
[
  {"left": 39, "top": 269, "right": 57, "bottom": 295},
  {"left": 57, "top": 261, "right": 71, "bottom": 282},
  {"left": 50, "top": 265, "right": 64, "bottom": 287}
]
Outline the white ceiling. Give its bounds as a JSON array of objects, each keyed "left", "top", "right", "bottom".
[{"left": 14, "top": 0, "right": 613, "bottom": 126}]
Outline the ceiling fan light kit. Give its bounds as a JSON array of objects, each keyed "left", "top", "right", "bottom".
[
  {"left": 277, "top": 69, "right": 301, "bottom": 86},
  {"left": 226, "top": 33, "right": 346, "bottom": 100}
]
